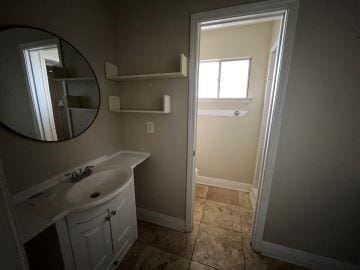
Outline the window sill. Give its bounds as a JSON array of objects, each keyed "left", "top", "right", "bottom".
[{"left": 198, "top": 98, "right": 252, "bottom": 103}]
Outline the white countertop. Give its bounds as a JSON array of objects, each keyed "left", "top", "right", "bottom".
[
  {"left": 99, "top": 151, "right": 150, "bottom": 169},
  {"left": 13, "top": 150, "right": 150, "bottom": 244}
]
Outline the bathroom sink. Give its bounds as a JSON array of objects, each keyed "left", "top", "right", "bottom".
[{"left": 53, "top": 166, "right": 132, "bottom": 210}]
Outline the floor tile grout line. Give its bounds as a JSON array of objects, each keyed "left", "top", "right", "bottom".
[
  {"left": 197, "top": 185, "right": 249, "bottom": 270},
  {"left": 238, "top": 189, "right": 247, "bottom": 270},
  {"left": 191, "top": 259, "right": 221, "bottom": 270},
  {"left": 144, "top": 243, "right": 192, "bottom": 262},
  {"left": 191, "top": 197, "right": 220, "bottom": 270},
  {"left": 242, "top": 233, "right": 249, "bottom": 270},
  {"left": 190, "top": 204, "right": 203, "bottom": 262},
  {"left": 192, "top": 197, "right": 241, "bottom": 270},
  {"left": 123, "top": 221, "right": 158, "bottom": 269},
  {"left": 199, "top": 198, "right": 206, "bottom": 224},
  {"left": 205, "top": 197, "right": 240, "bottom": 207},
  {"left": 144, "top": 220, "right": 201, "bottom": 263}
]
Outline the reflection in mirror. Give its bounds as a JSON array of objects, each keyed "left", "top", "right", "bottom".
[{"left": 0, "top": 27, "right": 100, "bottom": 142}]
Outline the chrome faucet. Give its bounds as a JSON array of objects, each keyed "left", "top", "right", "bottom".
[{"left": 65, "top": 166, "right": 94, "bottom": 182}]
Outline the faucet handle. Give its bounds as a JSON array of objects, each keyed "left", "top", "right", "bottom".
[
  {"left": 65, "top": 172, "right": 78, "bottom": 181},
  {"left": 84, "top": 166, "right": 94, "bottom": 174}
]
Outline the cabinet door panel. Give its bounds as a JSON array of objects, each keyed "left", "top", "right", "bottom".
[
  {"left": 70, "top": 211, "right": 113, "bottom": 270},
  {"left": 110, "top": 190, "right": 136, "bottom": 256}
]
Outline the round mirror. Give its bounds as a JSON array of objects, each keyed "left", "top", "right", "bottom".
[{"left": 0, "top": 27, "right": 100, "bottom": 142}]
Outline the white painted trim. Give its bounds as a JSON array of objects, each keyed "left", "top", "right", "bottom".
[
  {"left": 262, "top": 241, "right": 359, "bottom": 270},
  {"left": 251, "top": 0, "right": 300, "bottom": 253},
  {"left": 250, "top": 186, "right": 258, "bottom": 210},
  {"left": 185, "top": 4, "right": 200, "bottom": 232},
  {"left": 136, "top": 207, "right": 185, "bottom": 232},
  {"left": 201, "top": 15, "right": 282, "bottom": 31},
  {"left": 186, "top": 0, "right": 300, "bottom": 253},
  {"left": 196, "top": 176, "right": 251, "bottom": 192}
]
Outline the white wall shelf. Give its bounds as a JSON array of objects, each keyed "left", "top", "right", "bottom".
[
  {"left": 198, "top": 109, "right": 248, "bottom": 117},
  {"left": 105, "top": 54, "right": 187, "bottom": 81},
  {"left": 108, "top": 95, "right": 171, "bottom": 114}
]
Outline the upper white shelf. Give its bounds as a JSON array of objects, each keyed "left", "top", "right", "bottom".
[{"left": 105, "top": 54, "right": 187, "bottom": 81}]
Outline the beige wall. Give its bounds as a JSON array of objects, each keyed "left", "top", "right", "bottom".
[
  {"left": 196, "top": 22, "right": 275, "bottom": 184},
  {"left": 0, "top": 0, "right": 358, "bottom": 265},
  {"left": 0, "top": 0, "right": 124, "bottom": 194},
  {"left": 117, "top": 79, "right": 188, "bottom": 219},
  {"left": 115, "top": 0, "right": 359, "bottom": 264},
  {"left": 263, "top": 0, "right": 360, "bottom": 264}
]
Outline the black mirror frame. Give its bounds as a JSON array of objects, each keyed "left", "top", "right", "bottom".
[{"left": 0, "top": 25, "right": 101, "bottom": 143}]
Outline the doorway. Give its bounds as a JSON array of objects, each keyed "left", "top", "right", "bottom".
[
  {"left": 186, "top": 0, "right": 299, "bottom": 255},
  {"left": 21, "top": 39, "right": 63, "bottom": 141}
]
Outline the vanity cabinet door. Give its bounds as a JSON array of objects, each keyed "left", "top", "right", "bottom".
[
  {"left": 109, "top": 188, "right": 136, "bottom": 258},
  {"left": 69, "top": 210, "right": 113, "bottom": 270}
]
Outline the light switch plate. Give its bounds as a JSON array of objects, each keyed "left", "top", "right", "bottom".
[{"left": 146, "top": 121, "right": 155, "bottom": 134}]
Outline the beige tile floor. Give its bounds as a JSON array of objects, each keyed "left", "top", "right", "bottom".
[{"left": 118, "top": 184, "right": 307, "bottom": 270}]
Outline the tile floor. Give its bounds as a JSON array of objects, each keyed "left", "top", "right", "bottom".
[{"left": 118, "top": 184, "right": 307, "bottom": 270}]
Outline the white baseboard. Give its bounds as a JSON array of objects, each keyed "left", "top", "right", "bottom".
[
  {"left": 261, "top": 241, "right": 359, "bottom": 270},
  {"left": 196, "top": 175, "right": 251, "bottom": 192},
  {"left": 136, "top": 207, "right": 185, "bottom": 232},
  {"left": 250, "top": 187, "right": 258, "bottom": 210}
]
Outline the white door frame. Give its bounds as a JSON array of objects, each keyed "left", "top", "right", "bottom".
[
  {"left": 185, "top": 0, "right": 299, "bottom": 253},
  {"left": 20, "top": 38, "right": 62, "bottom": 141},
  {"left": 253, "top": 43, "right": 278, "bottom": 193}
]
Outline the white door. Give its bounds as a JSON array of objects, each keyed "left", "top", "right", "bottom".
[
  {"left": 109, "top": 189, "right": 136, "bottom": 258},
  {"left": 69, "top": 210, "right": 113, "bottom": 270}
]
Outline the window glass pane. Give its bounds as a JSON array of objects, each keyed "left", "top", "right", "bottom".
[
  {"left": 198, "top": 61, "right": 219, "bottom": 98},
  {"left": 219, "top": 59, "right": 250, "bottom": 98}
]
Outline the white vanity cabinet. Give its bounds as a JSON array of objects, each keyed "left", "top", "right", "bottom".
[
  {"left": 69, "top": 210, "right": 114, "bottom": 270},
  {"left": 109, "top": 184, "right": 137, "bottom": 260},
  {"left": 58, "top": 177, "right": 137, "bottom": 270}
]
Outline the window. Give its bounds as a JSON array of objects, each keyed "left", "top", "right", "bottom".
[{"left": 198, "top": 58, "right": 251, "bottom": 99}]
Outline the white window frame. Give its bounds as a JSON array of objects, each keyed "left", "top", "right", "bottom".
[{"left": 198, "top": 57, "right": 252, "bottom": 100}]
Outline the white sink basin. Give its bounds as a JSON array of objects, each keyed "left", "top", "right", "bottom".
[{"left": 53, "top": 166, "right": 132, "bottom": 211}]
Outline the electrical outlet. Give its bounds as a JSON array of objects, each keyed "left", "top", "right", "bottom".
[{"left": 146, "top": 121, "right": 155, "bottom": 134}]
